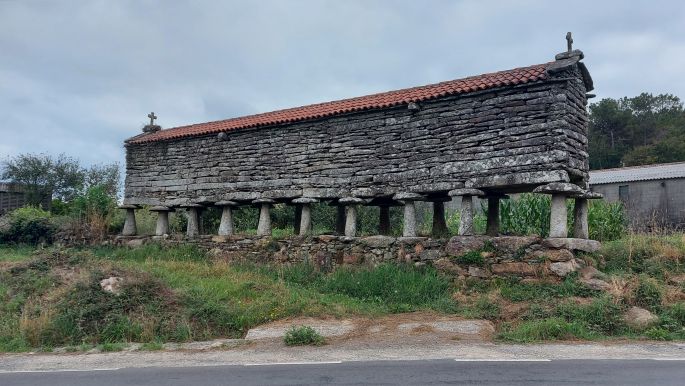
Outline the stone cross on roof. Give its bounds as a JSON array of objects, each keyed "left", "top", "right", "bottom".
[
  {"left": 148, "top": 112, "right": 157, "bottom": 126},
  {"left": 566, "top": 32, "right": 573, "bottom": 52}
]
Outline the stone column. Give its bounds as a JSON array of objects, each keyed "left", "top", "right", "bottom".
[
  {"left": 534, "top": 182, "right": 585, "bottom": 239},
  {"left": 449, "top": 189, "right": 485, "bottom": 236},
  {"left": 216, "top": 200, "right": 238, "bottom": 236},
  {"left": 573, "top": 198, "right": 588, "bottom": 239},
  {"left": 149, "top": 206, "right": 172, "bottom": 236},
  {"left": 339, "top": 197, "right": 364, "bottom": 237},
  {"left": 550, "top": 194, "right": 568, "bottom": 238},
  {"left": 379, "top": 206, "right": 391, "bottom": 236},
  {"left": 119, "top": 205, "right": 138, "bottom": 236},
  {"left": 183, "top": 204, "right": 202, "bottom": 238},
  {"left": 293, "top": 205, "right": 302, "bottom": 235},
  {"left": 486, "top": 196, "right": 500, "bottom": 236},
  {"left": 293, "top": 197, "right": 318, "bottom": 236},
  {"left": 253, "top": 198, "right": 275, "bottom": 237},
  {"left": 394, "top": 193, "right": 424, "bottom": 237},
  {"left": 572, "top": 191, "right": 602, "bottom": 239},
  {"left": 431, "top": 199, "right": 450, "bottom": 238}
]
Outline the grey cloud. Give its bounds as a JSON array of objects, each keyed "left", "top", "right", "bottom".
[{"left": 1, "top": 0, "right": 684, "bottom": 167}]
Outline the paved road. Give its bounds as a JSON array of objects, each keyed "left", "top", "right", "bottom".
[{"left": 1, "top": 359, "right": 684, "bottom": 386}]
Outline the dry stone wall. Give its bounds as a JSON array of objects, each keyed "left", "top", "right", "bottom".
[
  {"left": 124, "top": 66, "right": 589, "bottom": 207},
  {"left": 111, "top": 234, "right": 600, "bottom": 280}
]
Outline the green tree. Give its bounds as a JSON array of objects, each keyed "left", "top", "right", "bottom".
[{"left": 1, "top": 153, "right": 84, "bottom": 206}]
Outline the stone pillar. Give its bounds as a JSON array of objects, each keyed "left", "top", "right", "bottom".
[
  {"left": 449, "top": 189, "right": 484, "bottom": 236},
  {"left": 339, "top": 197, "right": 364, "bottom": 237},
  {"left": 335, "top": 205, "right": 346, "bottom": 235},
  {"left": 379, "top": 206, "right": 391, "bottom": 236},
  {"left": 394, "top": 193, "right": 424, "bottom": 237},
  {"left": 486, "top": 196, "right": 500, "bottom": 236},
  {"left": 534, "top": 182, "right": 586, "bottom": 239},
  {"left": 183, "top": 204, "right": 202, "bottom": 238},
  {"left": 119, "top": 205, "right": 138, "bottom": 236},
  {"left": 149, "top": 206, "right": 172, "bottom": 236},
  {"left": 253, "top": 198, "right": 275, "bottom": 237},
  {"left": 293, "top": 205, "right": 302, "bottom": 235},
  {"left": 216, "top": 201, "right": 237, "bottom": 236},
  {"left": 550, "top": 194, "right": 568, "bottom": 238},
  {"left": 293, "top": 197, "right": 318, "bottom": 236},
  {"left": 573, "top": 191, "right": 602, "bottom": 239},
  {"left": 431, "top": 199, "right": 450, "bottom": 238}
]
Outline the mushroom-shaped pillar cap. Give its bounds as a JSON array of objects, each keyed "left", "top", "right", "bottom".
[
  {"left": 292, "top": 197, "right": 319, "bottom": 204},
  {"left": 252, "top": 198, "right": 275, "bottom": 204},
  {"left": 448, "top": 188, "right": 486, "bottom": 197},
  {"left": 393, "top": 192, "right": 424, "bottom": 202},
  {"left": 338, "top": 197, "right": 365, "bottom": 205},
  {"left": 149, "top": 205, "right": 173, "bottom": 212},
  {"left": 533, "top": 182, "right": 584, "bottom": 195},
  {"left": 215, "top": 200, "right": 239, "bottom": 207},
  {"left": 573, "top": 191, "right": 604, "bottom": 200},
  {"left": 180, "top": 203, "right": 203, "bottom": 208},
  {"left": 117, "top": 204, "right": 139, "bottom": 210}
]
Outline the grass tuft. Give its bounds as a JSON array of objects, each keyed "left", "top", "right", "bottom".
[{"left": 283, "top": 325, "right": 325, "bottom": 346}]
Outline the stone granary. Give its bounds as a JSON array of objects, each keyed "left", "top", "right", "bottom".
[{"left": 122, "top": 40, "right": 597, "bottom": 241}]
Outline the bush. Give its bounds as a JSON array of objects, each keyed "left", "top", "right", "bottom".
[
  {"left": 283, "top": 325, "right": 324, "bottom": 346},
  {"left": 634, "top": 275, "right": 664, "bottom": 311},
  {"left": 0, "top": 207, "right": 55, "bottom": 244}
]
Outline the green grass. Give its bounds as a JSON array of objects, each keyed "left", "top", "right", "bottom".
[
  {"left": 499, "top": 318, "right": 596, "bottom": 342},
  {"left": 283, "top": 325, "right": 325, "bottom": 346},
  {"left": 0, "top": 245, "right": 36, "bottom": 262},
  {"left": 2, "top": 233, "right": 685, "bottom": 351}
]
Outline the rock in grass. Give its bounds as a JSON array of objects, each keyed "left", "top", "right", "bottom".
[
  {"left": 623, "top": 306, "right": 659, "bottom": 330},
  {"left": 100, "top": 276, "right": 123, "bottom": 294},
  {"left": 549, "top": 259, "right": 580, "bottom": 277}
]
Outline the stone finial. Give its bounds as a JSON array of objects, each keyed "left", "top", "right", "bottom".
[
  {"left": 142, "top": 112, "right": 161, "bottom": 133},
  {"left": 566, "top": 32, "right": 573, "bottom": 52},
  {"left": 448, "top": 188, "right": 485, "bottom": 197}
]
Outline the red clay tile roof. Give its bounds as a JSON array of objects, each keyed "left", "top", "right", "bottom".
[{"left": 127, "top": 63, "right": 549, "bottom": 144}]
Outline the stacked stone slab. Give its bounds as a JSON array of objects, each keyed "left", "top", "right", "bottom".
[{"left": 121, "top": 46, "right": 597, "bottom": 242}]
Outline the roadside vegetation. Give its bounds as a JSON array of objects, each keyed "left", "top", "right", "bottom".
[{"left": 1, "top": 232, "right": 684, "bottom": 352}]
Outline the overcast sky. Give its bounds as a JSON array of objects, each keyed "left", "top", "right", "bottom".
[{"left": 2, "top": 0, "right": 684, "bottom": 168}]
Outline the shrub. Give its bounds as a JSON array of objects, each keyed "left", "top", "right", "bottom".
[
  {"left": 0, "top": 207, "right": 55, "bottom": 244},
  {"left": 283, "top": 325, "right": 324, "bottom": 346},
  {"left": 634, "top": 275, "right": 664, "bottom": 311},
  {"left": 555, "top": 297, "right": 626, "bottom": 335}
]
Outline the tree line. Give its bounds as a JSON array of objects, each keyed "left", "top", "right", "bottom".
[{"left": 589, "top": 93, "right": 685, "bottom": 169}]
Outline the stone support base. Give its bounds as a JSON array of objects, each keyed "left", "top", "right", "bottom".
[
  {"left": 122, "top": 208, "right": 137, "bottom": 236},
  {"left": 155, "top": 211, "right": 169, "bottom": 236},
  {"left": 550, "top": 194, "right": 568, "bottom": 238},
  {"left": 431, "top": 201, "right": 449, "bottom": 238}
]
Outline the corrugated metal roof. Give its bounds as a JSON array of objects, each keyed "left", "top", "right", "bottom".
[{"left": 589, "top": 162, "right": 685, "bottom": 185}]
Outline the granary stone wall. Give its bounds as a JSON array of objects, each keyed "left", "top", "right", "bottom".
[{"left": 124, "top": 67, "right": 589, "bottom": 207}]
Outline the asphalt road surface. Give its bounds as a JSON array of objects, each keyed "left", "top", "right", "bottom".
[{"left": 1, "top": 359, "right": 684, "bottom": 386}]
